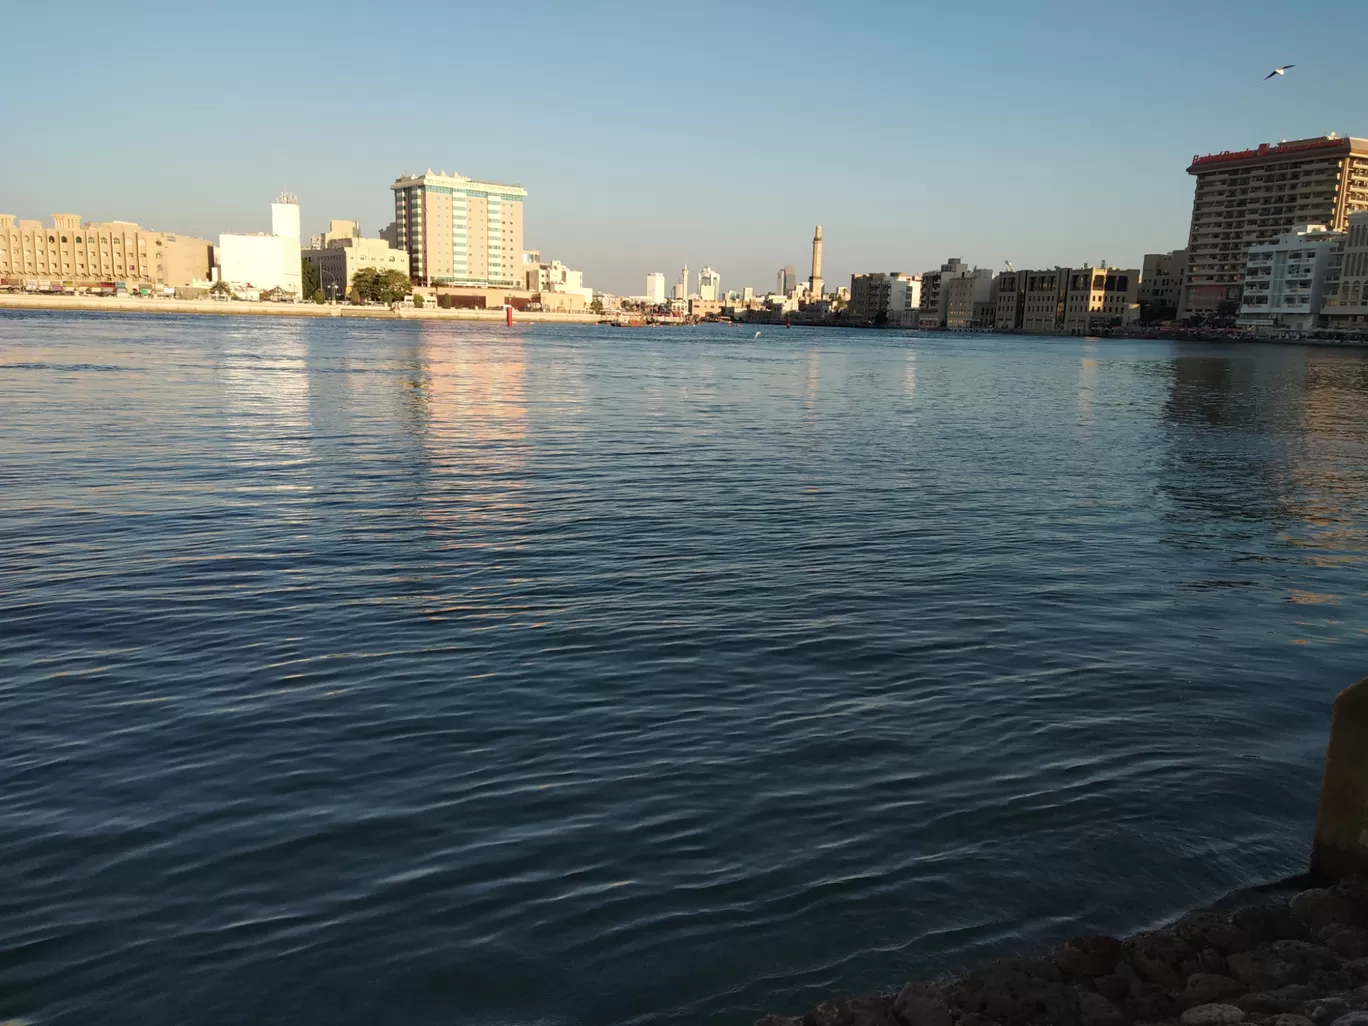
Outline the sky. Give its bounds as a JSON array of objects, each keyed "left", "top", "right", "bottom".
[{"left": 4, "top": 0, "right": 1367, "bottom": 296}]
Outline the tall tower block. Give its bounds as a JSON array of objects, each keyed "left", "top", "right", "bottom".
[{"left": 809, "top": 224, "right": 824, "bottom": 296}]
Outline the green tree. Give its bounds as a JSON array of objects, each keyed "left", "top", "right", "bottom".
[
  {"left": 351, "top": 267, "right": 383, "bottom": 303},
  {"left": 301, "top": 257, "right": 320, "bottom": 298},
  {"left": 313, "top": 288, "right": 325, "bottom": 304},
  {"left": 209, "top": 279, "right": 232, "bottom": 298},
  {"left": 590, "top": 296, "right": 604, "bottom": 314},
  {"left": 379, "top": 269, "right": 413, "bottom": 304},
  {"left": 413, "top": 293, "right": 424, "bottom": 308}
]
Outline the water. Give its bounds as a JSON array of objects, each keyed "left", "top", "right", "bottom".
[{"left": 2, "top": 314, "right": 1366, "bottom": 1026}]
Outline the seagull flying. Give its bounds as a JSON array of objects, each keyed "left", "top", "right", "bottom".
[
  {"left": 1264, "top": 64, "right": 1294, "bottom": 80},
  {"left": 754, "top": 331, "right": 761, "bottom": 338}
]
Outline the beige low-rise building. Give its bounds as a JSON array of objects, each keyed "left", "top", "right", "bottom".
[
  {"left": 1021, "top": 269, "right": 1067, "bottom": 333},
  {"left": 944, "top": 268, "right": 995, "bottom": 329},
  {"left": 303, "top": 225, "right": 408, "bottom": 300},
  {"left": 0, "top": 213, "right": 212, "bottom": 287},
  {"left": 1062, "top": 267, "right": 1140, "bottom": 334},
  {"left": 1139, "top": 249, "right": 1186, "bottom": 320},
  {"left": 993, "top": 270, "right": 1027, "bottom": 331}
]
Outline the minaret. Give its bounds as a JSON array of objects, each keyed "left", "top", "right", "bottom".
[
  {"left": 681, "top": 264, "right": 689, "bottom": 299},
  {"left": 809, "top": 224, "right": 824, "bottom": 296}
]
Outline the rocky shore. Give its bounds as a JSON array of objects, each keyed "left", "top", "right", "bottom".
[{"left": 757, "top": 878, "right": 1368, "bottom": 1026}]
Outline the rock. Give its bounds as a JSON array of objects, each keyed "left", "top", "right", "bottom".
[
  {"left": 1323, "top": 928, "right": 1368, "bottom": 961},
  {"left": 950, "top": 959, "right": 1070, "bottom": 1026},
  {"left": 757, "top": 1018, "right": 804, "bottom": 1026},
  {"left": 1269, "top": 1016, "right": 1315, "bottom": 1026},
  {"left": 1271, "top": 940, "right": 1342, "bottom": 978},
  {"left": 1312, "top": 971, "right": 1357, "bottom": 993},
  {"left": 1306, "top": 998, "right": 1354, "bottom": 1023},
  {"left": 1126, "top": 981, "right": 1181, "bottom": 1021},
  {"left": 804, "top": 996, "right": 895, "bottom": 1026},
  {"left": 1056, "top": 938, "right": 1125, "bottom": 979},
  {"left": 1234, "top": 905, "right": 1312, "bottom": 946},
  {"left": 1228, "top": 950, "right": 1299, "bottom": 990},
  {"left": 1180, "top": 913, "right": 1253, "bottom": 955},
  {"left": 1237, "top": 986, "right": 1316, "bottom": 1014},
  {"left": 1330, "top": 1015, "right": 1368, "bottom": 1026},
  {"left": 1344, "top": 960, "right": 1368, "bottom": 986},
  {"left": 1180, "top": 1004, "right": 1245, "bottom": 1025},
  {"left": 1131, "top": 934, "right": 1200, "bottom": 991},
  {"left": 1096, "top": 975, "right": 1131, "bottom": 1002},
  {"left": 1078, "top": 991, "right": 1129, "bottom": 1026},
  {"left": 1183, "top": 975, "right": 1246, "bottom": 1008},
  {"left": 1293, "top": 891, "right": 1368, "bottom": 932},
  {"left": 953, "top": 1015, "right": 1000, "bottom": 1026},
  {"left": 1201, "top": 950, "right": 1229, "bottom": 974},
  {"left": 893, "top": 986, "right": 953, "bottom": 1026}
]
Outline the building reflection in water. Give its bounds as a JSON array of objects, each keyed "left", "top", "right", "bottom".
[
  {"left": 1079, "top": 353, "right": 1097, "bottom": 423},
  {"left": 1159, "top": 344, "right": 1368, "bottom": 615}
]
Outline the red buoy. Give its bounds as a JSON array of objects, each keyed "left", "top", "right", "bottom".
[{"left": 506, "top": 305, "right": 513, "bottom": 327}]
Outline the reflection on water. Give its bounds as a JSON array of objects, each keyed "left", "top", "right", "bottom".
[{"left": 2, "top": 318, "right": 1368, "bottom": 1026}]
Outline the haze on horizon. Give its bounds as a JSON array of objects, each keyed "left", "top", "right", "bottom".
[{"left": 3, "top": 0, "right": 1366, "bottom": 296}]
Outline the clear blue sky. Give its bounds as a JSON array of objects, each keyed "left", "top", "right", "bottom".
[{"left": 3, "top": 0, "right": 1366, "bottom": 295}]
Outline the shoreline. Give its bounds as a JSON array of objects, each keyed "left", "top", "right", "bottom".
[
  {"left": 0, "top": 293, "right": 602, "bottom": 323},
  {"left": 757, "top": 876, "right": 1368, "bottom": 1026}
]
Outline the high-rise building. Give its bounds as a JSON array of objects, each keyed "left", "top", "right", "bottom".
[
  {"left": 777, "top": 264, "right": 796, "bottom": 295},
  {"left": 646, "top": 272, "right": 666, "bottom": 304},
  {"left": 698, "top": 266, "right": 720, "bottom": 301},
  {"left": 0, "top": 213, "right": 212, "bottom": 287},
  {"left": 391, "top": 168, "right": 526, "bottom": 286},
  {"left": 809, "top": 225, "right": 823, "bottom": 296},
  {"left": 1180, "top": 135, "right": 1368, "bottom": 319}
]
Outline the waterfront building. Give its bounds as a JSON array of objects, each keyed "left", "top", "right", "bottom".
[
  {"left": 303, "top": 225, "right": 408, "bottom": 300},
  {"left": 0, "top": 213, "right": 212, "bottom": 287},
  {"left": 1236, "top": 224, "right": 1343, "bottom": 332},
  {"left": 390, "top": 168, "right": 526, "bottom": 287},
  {"left": 917, "top": 257, "right": 968, "bottom": 329},
  {"left": 993, "top": 270, "right": 1027, "bottom": 331},
  {"left": 809, "top": 225, "right": 824, "bottom": 296},
  {"left": 698, "top": 266, "right": 720, "bottom": 301},
  {"left": 1180, "top": 134, "right": 1368, "bottom": 319},
  {"left": 1139, "top": 249, "right": 1187, "bottom": 321},
  {"left": 778, "top": 264, "right": 796, "bottom": 295},
  {"left": 944, "top": 268, "right": 995, "bottom": 329},
  {"left": 848, "top": 271, "right": 920, "bottom": 324},
  {"left": 646, "top": 272, "right": 666, "bottom": 304},
  {"left": 217, "top": 195, "right": 302, "bottom": 295},
  {"left": 1061, "top": 267, "right": 1141, "bottom": 334},
  {"left": 1322, "top": 212, "right": 1368, "bottom": 328},
  {"left": 379, "top": 221, "right": 400, "bottom": 248},
  {"left": 525, "top": 258, "right": 593, "bottom": 303},
  {"left": 1020, "top": 269, "right": 1067, "bottom": 333}
]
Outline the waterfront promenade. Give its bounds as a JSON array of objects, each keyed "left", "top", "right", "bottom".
[{"left": 0, "top": 292, "right": 601, "bottom": 323}]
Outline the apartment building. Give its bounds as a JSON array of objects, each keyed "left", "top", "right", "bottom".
[
  {"left": 1139, "top": 249, "right": 1187, "bottom": 321},
  {"left": 993, "top": 270, "right": 1027, "bottom": 331},
  {"left": 1322, "top": 211, "right": 1368, "bottom": 328},
  {"left": 1021, "top": 269, "right": 1067, "bottom": 333},
  {"left": 303, "top": 229, "right": 407, "bottom": 300},
  {"left": 0, "top": 213, "right": 212, "bottom": 286},
  {"left": 391, "top": 168, "right": 526, "bottom": 287},
  {"left": 1061, "top": 267, "right": 1140, "bottom": 334},
  {"left": 1236, "top": 224, "right": 1343, "bottom": 332},
  {"left": 916, "top": 257, "right": 967, "bottom": 329},
  {"left": 1180, "top": 134, "right": 1368, "bottom": 319},
  {"left": 848, "top": 272, "right": 920, "bottom": 324},
  {"left": 944, "top": 268, "right": 995, "bottom": 329}
]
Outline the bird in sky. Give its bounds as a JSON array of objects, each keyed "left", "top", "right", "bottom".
[{"left": 1264, "top": 65, "right": 1294, "bottom": 80}]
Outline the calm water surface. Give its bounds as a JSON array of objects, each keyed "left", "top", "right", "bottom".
[{"left": 2, "top": 314, "right": 1367, "bottom": 1026}]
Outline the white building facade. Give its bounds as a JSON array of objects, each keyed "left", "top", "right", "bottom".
[
  {"left": 645, "top": 272, "right": 666, "bottom": 304},
  {"left": 1237, "top": 224, "right": 1343, "bottom": 332},
  {"left": 217, "top": 195, "right": 302, "bottom": 295},
  {"left": 698, "top": 266, "right": 720, "bottom": 301}
]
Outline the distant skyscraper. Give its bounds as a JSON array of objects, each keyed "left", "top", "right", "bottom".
[
  {"left": 778, "top": 264, "right": 796, "bottom": 295},
  {"left": 646, "top": 271, "right": 666, "bottom": 304},
  {"left": 698, "top": 266, "right": 720, "bottom": 301},
  {"left": 809, "top": 225, "right": 824, "bottom": 296}
]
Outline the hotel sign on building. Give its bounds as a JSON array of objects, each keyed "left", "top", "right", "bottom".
[{"left": 391, "top": 169, "right": 526, "bottom": 287}]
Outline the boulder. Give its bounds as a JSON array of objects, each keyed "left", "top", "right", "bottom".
[
  {"left": 893, "top": 986, "right": 954, "bottom": 1026},
  {"left": 1329, "top": 1015, "right": 1368, "bottom": 1026},
  {"left": 949, "top": 959, "right": 1070, "bottom": 1026},
  {"left": 1179, "top": 913, "right": 1253, "bottom": 955},
  {"left": 1269, "top": 1017, "right": 1315, "bottom": 1026},
  {"left": 1234, "top": 905, "right": 1311, "bottom": 946},
  {"left": 1077, "top": 991, "right": 1129, "bottom": 1026},
  {"left": 1055, "top": 938, "right": 1124, "bottom": 979},
  {"left": 1180, "top": 1004, "right": 1245, "bottom": 1026},
  {"left": 1228, "top": 949, "right": 1299, "bottom": 990},
  {"left": 757, "top": 1018, "right": 804, "bottom": 1026},
  {"left": 804, "top": 995, "right": 896, "bottom": 1026},
  {"left": 1236, "top": 986, "right": 1316, "bottom": 1015},
  {"left": 1201, "top": 950, "right": 1229, "bottom": 974},
  {"left": 1292, "top": 891, "right": 1368, "bottom": 932},
  {"left": 1323, "top": 928, "right": 1368, "bottom": 961},
  {"left": 1182, "top": 975, "right": 1246, "bottom": 1008},
  {"left": 1095, "top": 975, "right": 1131, "bottom": 1002},
  {"left": 1125, "top": 981, "right": 1181, "bottom": 1021},
  {"left": 1271, "top": 940, "right": 1342, "bottom": 978},
  {"left": 1130, "top": 934, "right": 1200, "bottom": 991},
  {"left": 1306, "top": 998, "right": 1354, "bottom": 1023}
]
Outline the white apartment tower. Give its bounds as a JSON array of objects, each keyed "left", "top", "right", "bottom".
[
  {"left": 646, "top": 272, "right": 666, "bottom": 304},
  {"left": 698, "top": 266, "right": 720, "bottom": 301}
]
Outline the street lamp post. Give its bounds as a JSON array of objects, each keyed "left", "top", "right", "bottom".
[{"left": 319, "top": 267, "right": 339, "bottom": 304}]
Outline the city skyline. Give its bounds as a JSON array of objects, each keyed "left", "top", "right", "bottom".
[{"left": 3, "top": 1, "right": 1368, "bottom": 295}]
